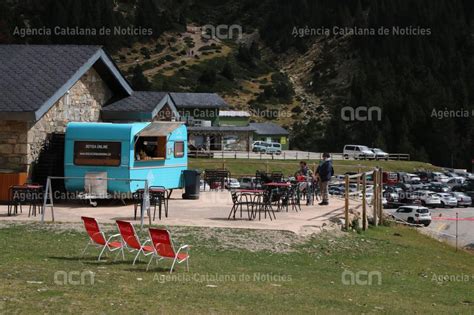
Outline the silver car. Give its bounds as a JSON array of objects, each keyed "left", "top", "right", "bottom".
[
  {"left": 435, "top": 193, "right": 458, "bottom": 208},
  {"left": 371, "top": 148, "right": 389, "bottom": 160},
  {"left": 450, "top": 192, "right": 472, "bottom": 207}
]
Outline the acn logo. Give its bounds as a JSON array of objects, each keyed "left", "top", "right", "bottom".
[{"left": 341, "top": 106, "right": 382, "bottom": 121}]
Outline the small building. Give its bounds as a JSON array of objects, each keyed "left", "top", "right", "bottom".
[{"left": 250, "top": 122, "right": 290, "bottom": 150}]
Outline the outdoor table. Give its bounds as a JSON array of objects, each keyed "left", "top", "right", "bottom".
[
  {"left": 7, "top": 184, "right": 44, "bottom": 216},
  {"left": 237, "top": 189, "right": 265, "bottom": 193},
  {"left": 262, "top": 182, "right": 292, "bottom": 211},
  {"left": 229, "top": 189, "right": 272, "bottom": 220}
]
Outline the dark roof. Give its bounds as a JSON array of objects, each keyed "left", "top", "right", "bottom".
[
  {"left": 169, "top": 92, "right": 228, "bottom": 109},
  {"left": 249, "top": 122, "right": 289, "bottom": 135},
  {"left": 103, "top": 91, "right": 168, "bottom": 112},
  {"left": 0, "top": 44, "right": 132, "bottom": 121},
  {"left": 101, "top": 91, "right": 178, "bottom": 121},
  {"left": 188, "top": 126, "right": 254, "bottom": 132}
]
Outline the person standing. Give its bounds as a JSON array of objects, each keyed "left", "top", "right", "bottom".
[
  {"left": 295, "top": 161, "right": 314, "bottom": 205},
  {"left": 316, "top": 153, "right": 334, "bottom": 205}
]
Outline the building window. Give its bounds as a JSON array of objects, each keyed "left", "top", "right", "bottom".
[
  {"left": 135, "top": 136, "right": 167, "bottom": 161},
  {"left": 74, "top": 141, "right": 121, "bottom": 166},
  {"left": 174, "top": 141, "right": 185, "bottom": 158}
]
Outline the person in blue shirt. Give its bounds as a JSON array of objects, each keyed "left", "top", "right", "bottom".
[{"left": 316, "top": 153, "right": 334, "bottom": 205}]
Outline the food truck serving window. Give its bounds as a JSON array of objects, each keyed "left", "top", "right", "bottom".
[
  {"left": 135, "top": 136, "right": 167, "bottom": 161},
  {"left": 174, "top": 141, "right": 184, "bottom": 158},
  {"left": 74, "top": 141, "right": 121, "bottom": 166}
]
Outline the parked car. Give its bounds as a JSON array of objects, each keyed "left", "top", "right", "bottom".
[
  {"left": 435, "top": 193, "right": 458, "bottom": 208},
  {"left": 411, "top": 190, "right": 442, "bottom": 207},
  {"left": 392, "top": 206, "right": 432, "bottom": 226},
  {"left": 252, "top": 141, "right": 269, "bottom": 152},
  {"left": 200, "top": 180, "right": 211, "bottom": 192},
  {"left": 264, "top": 142, "right": 282, "bottom": 155},
  {"left": 431, "top": 172, "right": 450, "bottom": 183},
  {"left": 452, "top": 179, "right": 474, "bottom": 200},
  {"left": 343, "top": 145, "right": 376, "bottom": 160},
  {"left": 446, "top": 177, "right": 465, "bottom": 187},
  {"left": 329, "top": 186, "right": 345, "bottom": 195},
  {"left": 371, "top": 148, "right": 389, "bottom": 160},
  {"left": 382, "top": 172, "right": 398, "bottom": 185},
  {"left": 425, "top": 182, "right": 451, "bottom": 193},
  {"left": 238, "top": 177, "right": 258, "bottom": 189},
  {"left": 414, "top": 171, "right": 430, "bottom": 182},
  {"left": 383, "top": 188, "right": 400, "bottom": 202},
  {"left": 224, "top": 178, "right": 240, "bottom": 189},
  {"left": 450, "top": 192, "right": 472, "bottom": 207}
]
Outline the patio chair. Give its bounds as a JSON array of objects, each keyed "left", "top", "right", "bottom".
[
  {"left": 228, "top": 191, "right": 253, "bottom": 220},
  {"left": 281, "top": 184, "right": 301, "bottom": 212},
  {"left": 116, "top": 220, "right": 154, "bottom": 265},
  {"left": 252, "top": 190, "right": 276, "bottom": 221},
  {"left": 149, "top": 186, "right": 169, "bottom": 220},
  {"left": 80, "top": 216, "right": 124, "bottom": 261},
  {"left": 146, "top": 228, "right": 190, "bottom": 273}
]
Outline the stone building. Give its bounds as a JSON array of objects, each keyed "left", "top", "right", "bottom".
[{"left": 0, "top": 45, "right": 132, "bottom": 175}]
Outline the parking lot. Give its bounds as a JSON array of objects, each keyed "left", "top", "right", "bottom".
[{"left": 383, "top": 207, "right": 474, "bottom": 248}]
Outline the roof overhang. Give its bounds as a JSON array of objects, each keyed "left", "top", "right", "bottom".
[{"left": 138, "top": 122, "right": 184, "bottom": 137}]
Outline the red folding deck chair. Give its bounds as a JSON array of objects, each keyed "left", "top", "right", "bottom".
[
  {"left": 116, "top": 220, "right": 154, "bottom": 265},
  {"left": 147, "top": 228, "right": 190, "bottom": 273},
  {"left": 81, "top": 216, "right": 124, "bottom": 261}
]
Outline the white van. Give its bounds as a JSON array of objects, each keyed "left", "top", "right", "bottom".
[
  {"left": 343, "top": 145, "right": 376, "bottom": 160},
  {"left": 252, "top": 141, "right": 282, "bottom": 155}
]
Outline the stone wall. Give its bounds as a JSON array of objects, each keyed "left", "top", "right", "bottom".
[
  {"left": 0, "top": 67, "right": 112, "bottom": 173},
  {"left": 0, "top": 121, "right": 28, "bottom": 170}
]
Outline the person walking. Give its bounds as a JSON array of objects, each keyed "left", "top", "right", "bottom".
[{"left": 316, "top": 153, "right": 334, "bottom": 205}]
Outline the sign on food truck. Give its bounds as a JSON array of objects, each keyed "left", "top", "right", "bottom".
[{"left": 74, "top": 141, "right": 122, "bottom": 166}]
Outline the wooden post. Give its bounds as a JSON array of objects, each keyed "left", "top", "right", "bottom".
[
  {"left": 345, "top": 175, "right": 349, "bottom": 230},
  {"left": 373, "top": 170, "right": 378, "bottom": 226},
  {"left": 362, "top": 173, "right": 367, "bottom": 231},
  {"left": 379, "top": 168, "right": 383, "bottom": 224},
  {"left": 356, "top": 165, "right": 361, "bottom": 191}
]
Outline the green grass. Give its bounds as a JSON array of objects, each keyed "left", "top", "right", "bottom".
[
  {"left": 0, "top": 223, "right": 473, "bottom": 313},
  {"left": 189, "top": 158, "right": 441, "bottom": 176}
]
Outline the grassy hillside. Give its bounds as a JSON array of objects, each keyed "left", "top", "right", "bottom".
[
  {"left": 113, "top": 29, "right": 301, "bottom": 128},
  {"left": 189, "top": 158, "right": 441, "bottom": 176}
]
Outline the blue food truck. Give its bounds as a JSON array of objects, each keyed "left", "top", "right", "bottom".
[{"left": 64, "top": 122, "right": 187, "bottom": 194}]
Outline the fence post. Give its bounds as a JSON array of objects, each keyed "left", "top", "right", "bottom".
[
  {"left": 345, "top": 175, "right": 349, "bottom": 230},
  {"left": 296, "top": 152, "right": 298, "bottom": 160},
  {"left": 362, "top": 173, "right": 367, "bottom": 231},
  {"left": 379, "top": 167, "right": 383, "bottom": 224},
  {"left": 283, "top": 152, "right": 286, "bottom": 160},
  {"left": 357, "top": 165, "right": 361, "bottom": 191},
  {"left": 373, "top": 170, "right": 378, "bottom": 226},
  {"left": 265, "top": 161, "right": 269, "bottom": 173}
]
